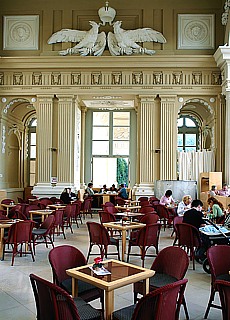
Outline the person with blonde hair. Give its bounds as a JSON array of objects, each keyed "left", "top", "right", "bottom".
[{"left": 177, "top": 195, "right": 192, "bottom": 216}]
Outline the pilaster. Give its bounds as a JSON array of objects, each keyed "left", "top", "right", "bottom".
[{"left": 159, "top": 95, "right": 178, "bottom": 180}]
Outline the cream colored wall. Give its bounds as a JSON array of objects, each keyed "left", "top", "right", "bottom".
[
  {"left": 0, "top": 0, "right": 224, "bottom": 57},
  {"left": 0, "top": 0, "right": 227, "bottom": 198}
]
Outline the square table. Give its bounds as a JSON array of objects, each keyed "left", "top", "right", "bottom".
[
  {"left": 47, "top": 204, "right": 66, "bottom": 210},
  {"left": 29, "top": 209, "right": 54, "bottom": 222},
  {"left": 66, "top": 259, "right": 154, "bottom": 320},
  {"left": 115, "top": 205, "right": 141, "bottom": 212},
  {"left": 103, "top": 221, "right": 146, "bottom": 261}
]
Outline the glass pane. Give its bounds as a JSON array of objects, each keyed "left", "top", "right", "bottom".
[
  {"left": 185, "top": 118, "right": 196, "bottom": 127},
  {"left": 92, "top": 141, "right": 109, "bottom": 155},
  {"left": 30, "top": 173, "right": 35, "bottom": 186},
  {"left": 93, "top": 127, "right": 109, "bottom": 140},
  {"left": 30, "top": 146, "right": 36, "bottom": 158},
  {"left": 177, "top": 147, "right": 183, "bottom": 152},
  {"left": 177, "top": 134, "right": 183, "bottom": 146},
  {"left": 30, "top": 160, "right": 36, "bottom": 173},
  {"left": 113, "top": 127, "right": 129, "bottom": 140},
  {"left": 113, "top": 141, "right": 129, "bottom": 155},
  {"left": 93, "top": 112, "right": 109, "bottom": 126},
  {"left": 113, "top": 112, "right": 130, "bottom": 126},
  {"left": 177, "top": 118, "right": 183, "bottom": 127},
  {"left": 93, "top": 158, "right": 117, "bottom": 188},
  {"left": 30, "top": 119, "right": 37, "bottom": 127},
  {"left": 185, "top": 134, "right": 196, "bottom": 146},
  {"left": 30, "top": 132, "right": 36, "bottom": 145},
  {"left": 185, "top": 146, "right": 196, "bottom": 152}
]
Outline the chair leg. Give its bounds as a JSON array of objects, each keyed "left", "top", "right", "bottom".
[
  {"left": 182, "top": 296, "right": 190, "bottom": 320},
  {"left": 86, "top": 244, "right": 93, "bottom": 262},
  {"left": 204, "top": 288, "right": 216, "bottom": 319}
]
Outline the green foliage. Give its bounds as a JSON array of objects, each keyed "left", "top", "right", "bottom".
[{"left": 117, "top": 158, "right": 128, "bottom": 186}]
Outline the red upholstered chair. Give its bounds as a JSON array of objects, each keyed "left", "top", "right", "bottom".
[
  {"left": 215, "top": 279, "right": 230, "bottom": 320},
  {"left": 86, "top": 221, "right": 120, "bottom": 262},
  {"left": 104, "top": 201, "right": 115, "bottom": 207},
  {"left": 172, "top": 216, "right": 183, "bottom": 245},
  {"left": 82, "top": 197, "right": 93, "bottom": 219},
  {"left": 3, "top": 220, "right": 35, "bottom": 266},
  {"left": 204, "top": 245, "right": 230, "bottom": 319},
  {"left": 153, "top": 204, "right": 175, "bottom": 230},
  {"left": 63, "top": 204, "right": 73, "bottom": 233},
  {"left": 53, "top": 209, "right": 66, "bottom": 239},
  {"left": 115, "top": 197, "right": 126, "bottom": 206},
  {"left": 139, "top": 206, "right": 156, "bottom": 214},
  {"left": 99, "top": 211, "right": 117, "bottom": 236},
  {"left": 139, "top": 214, "right": 159, "bottom": 224},
  {"left": 32, "top": 215, "right": 55, "bottom": 254},
  {"left": 39, "top": 198, "right": 53, "bottom": 207},
  {"left": 48, "top": 245, "right": 104, "bottom": 310},
  {"left": 139, "top": 200, "right": 150, "bottom": 207},
  {"left": 113, "top": 279, "right": 188, "bottom": 320},
  {"left": 176, "top": 222, "right": 201, "bottom": 270},
  {"left": 104, "top": 206, "right": 119, "bottom": 214},
  {"left": 127, "top": 223, "right": 161, "bottom": 267},
  {"left": 134, "top": 246, "right": 190, "bottom": 319},
  {"left": 30, "top": 273, "right": 103, "bottom": 320},
  {"left": 138, "top": 196, "right": 149, "bottom": 202}
]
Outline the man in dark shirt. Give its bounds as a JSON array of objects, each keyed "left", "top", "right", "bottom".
[{"left": 183, "top": 199, "right": 206, "bottom": 230}]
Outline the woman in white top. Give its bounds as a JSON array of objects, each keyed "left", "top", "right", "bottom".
[{"left": 177, "top": 195, "right": 192, "bottom": 216}]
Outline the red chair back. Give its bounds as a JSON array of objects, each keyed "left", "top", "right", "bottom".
[
  {"left": 49, "top": 245, "right": 86, "bottom": 285},
  {"left": 139, "top": 206, "right": 155, "bottom": 214},
  {"left": 207, "top": 245, "right": 230, "bottom": 286},
  {"left": 99, "top": 211, "right": 116, "bottom": 223},
  {"left": 1, "top": 199, "right": 14, "bottom": 205},
  {"left": 139, "top": 214, "right": 159, "bottom": 224},
  {"left": 30, "top": 273, "right": 81, "bottom": 320},
  {"left": 104, "top": 206, "right": 118, "bottom": 214},
  {"left": 151, "top": 246, "right": 189, "bottom": 280},
  {"left": 131, "top": 279, "right": 188, "bottom": 320}
]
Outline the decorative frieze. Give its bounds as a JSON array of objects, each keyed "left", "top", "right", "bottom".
[
  {"left": 132, "top": 72, "right": 143, "bottom": 85},
  {"left": 172, "top": 72, "right": 182, "bottom": 85},
  {"left": 211, "top": 72, "right": 222, "bottom": 85},
  {"left": 192, "top": 72, "right": 202, "bottom": 85},
  {"left": 71, "top": 73, "right": 81, "bottom": 85},
  {"left": 91, "top": 72, "right": 102, "bottom": 85},
  {"left": 112, "top": 72, "right": 122, "bottom": 85},
  {"left": 153, "top": 72, "right": 163, "bottom": 85},
  {"left": 32, "top": 72, "right": 42, "bottom": 85},
  {"left": 13, "top": 72, "right": 23, "bottom": 85},
  {"left": 51, "top": 73, "right": 61, "bottom": 85},
  {"left": 0, "top": 73, "right": 4, "bottom": 85}
]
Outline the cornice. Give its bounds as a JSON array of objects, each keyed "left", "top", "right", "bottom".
[{"left": 0, "top": 55, "right": 218, "bottom": 70}]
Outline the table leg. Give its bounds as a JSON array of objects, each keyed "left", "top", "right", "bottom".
[
  {"left": 121, "top": 229, "right": 126, "bottom": 261},
  {"left": 71, "top": 278, "right": 78, "bottom": 297},
  {"left": 0, "top": 228, "right": 4, "bottom": 259},
  {"left": 105, "top": 290, "right": 114, "bottom": 320},
  {"left": 6, "top": 207, "right": 9, "bottom": 217},
  {"left": 142, "top": 278, "right": 150, "bottom": 295}
]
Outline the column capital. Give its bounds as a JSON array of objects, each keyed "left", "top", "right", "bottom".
[
  {"left": 36, "top": 95, "right": 54, "bottom": 102},
  {"left": 138, "top": 95, "right": 156, "bottom": 103},
  {"left": 55, "top": 95, "right": 75, "bottom": 102},
  {"left": 158, "top": 94, "right": 177, "bottom": 102}
]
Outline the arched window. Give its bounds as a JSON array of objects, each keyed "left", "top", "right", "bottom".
[
  {"left": 177, "top": 116, "right": 199, "bottom": 151},
  {"left": 28, "top": 118, "right": 37, "bottom": 186}
]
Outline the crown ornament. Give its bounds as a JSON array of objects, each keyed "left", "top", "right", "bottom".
[{"left": 98, "top": 1, "right": 116, "bottom": 25}]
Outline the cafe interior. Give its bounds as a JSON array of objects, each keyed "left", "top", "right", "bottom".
[{"left": 1, "top": 0, "right": 230, "bottom": 319}]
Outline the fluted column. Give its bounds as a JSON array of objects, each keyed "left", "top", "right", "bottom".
[
  {"left": 225, "top": 91, "right": 230, "bottom": 183},
  {"left": 56, "top": 95, "right": 75, "bottom": 186},
  {"left": 159, "top": 95, "right": 178, "bottom": 180},
  {"left": 35, "top": 95, "right": 53, "bottom": 183},
  {"left": 80, "top": 106, "right": 86, "bottom": 188},
  {"left": 133, "top": 95, "right": 160, "bottom": 197}
]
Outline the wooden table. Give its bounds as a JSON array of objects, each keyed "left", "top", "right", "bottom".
[
  {"left": 115, "top": 205, "right": 141, "bottom": 212},
  {"left": 103, "top": 221, "right": 146, "bottom": 261},
  {"left": 29, "top": 209, "right": 54, "bottom": 222},
  {"left": 1, "top": 204, "right": 16, "bottom": 217},
  {"left": 0, "top": 220, "right": 14, "bottom": 259},
  {"left": 94, "top": 193, "right": 118, "bottom": 205},
  {"left": 47, "top": 204, "right": 66, "bottom": 210},
  {"left": 66, "top": 259, "right": 154, "bottom": 320}
]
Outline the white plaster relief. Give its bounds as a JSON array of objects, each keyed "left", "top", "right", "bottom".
[{"left": 2, "top": 125, "right": 6, "bottom": 154}]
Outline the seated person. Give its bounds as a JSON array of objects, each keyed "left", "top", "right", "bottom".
[
  {"left": 209, "top": 185, "right": 218, "bottom": 197},
  {"left": 110, "top": 184, "right": 117, "bottom": 192},
  {"left": 60, "top": 187, "right": 77, "bottom": 204},
  {"left": 117, "top": 183, "right": 128, "bottom": 199},
  {"left": 207, "top": 197, "right": 224, "bottom": 220},
  {"left": 85, "top": 182, "right": 94, "bottom": 197},
  {"left": 183, "top": 199, "right": 206, "bottom": 230},
  {"left": 217, "top": 183, "right": 230, "bottom": 196},
  {"left": 177, "top": 195, "right": 192, "bottom": 216},
  {"left": 159, "top": 189, "right": 175, "bottom": 206},
  {"left": 100, "top": 184, "right": 108, "bottom": 193}
]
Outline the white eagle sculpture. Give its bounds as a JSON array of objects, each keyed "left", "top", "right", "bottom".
[
  {"left": 47, "top": 21, "right": 106, "bottom": 56},
  {"left": 108, "top": 21, "right": 166, "bottom": 56}
]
